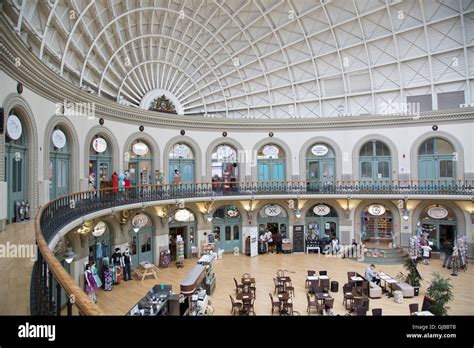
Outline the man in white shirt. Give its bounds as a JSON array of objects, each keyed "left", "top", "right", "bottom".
[{"left": 365, "top": 264, "right": 381, "bottom": 286}]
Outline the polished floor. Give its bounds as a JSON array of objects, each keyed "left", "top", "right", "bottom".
[
  {"left": 95, "top": 251, "right": 473, "bottom": 316},
  {"left": 0, "top": 222, "right": 472, "bottom": 316}
]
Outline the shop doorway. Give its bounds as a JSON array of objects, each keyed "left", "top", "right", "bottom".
[
  {"left": 361, "top": 204, "right": 392, "bottom": 242},
  {"left": 212, "top": 206, "right": 241, "bottom": 252},
  {"left": 129, "top": 226, "right": 154, "bottom": 265},
  {"left": 169, "top": 226, "right": 188, "bottom": 261}
]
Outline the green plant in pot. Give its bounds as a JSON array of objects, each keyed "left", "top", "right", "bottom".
[
  {"left": 404, "top": 258, "right": 422, "bottom": 296},
  {"left": 426, "top": 272, "right": 454, "bottom": 316}
]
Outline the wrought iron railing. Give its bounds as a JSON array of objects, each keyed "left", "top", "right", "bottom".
[{"left": 32, "top": 179, "right": 473, "bottom": 315}]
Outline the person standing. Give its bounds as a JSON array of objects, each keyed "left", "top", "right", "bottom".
[
  {"left": 173, "top": 169, "right": 182, "bottom": 185},
  {"left": 442, "top": 240, "right": 453, "bottom": 269},
  {"left": 275, "top": 232, "right": 283, "bottom": 254},
  {"left": 122, "top": 248, "right": 132, "bottom": 281},
  {"left": 421, "top": 244, "right": 432, "bottom": 265}
]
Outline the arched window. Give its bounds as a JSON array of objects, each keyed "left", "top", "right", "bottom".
[
  {"left": 257, "top": 144, "right": 285, "bottom": 182},
  {"left": 418, "top": 138, "right": 455, "bottom": 181},
  {"left": 306, "top": 143, "right": 335, "bottom": 191},
  {"left": 211, "top": 144, "right": 238, "bottom": 183},
  {"left": 49, "top": 127, "right": 70, "bottom": 199},
  {"left": 89, "top": 135, "right": 113, "bottom": 189},
  {"left": 359, "top": 141, "right": 391, "bottom": 180},
  {"left": 5, "top": 111, "right": 28, "bottom": 222},
  {"left": 127, "top": 139, "right": 153, "bottom": 186},
  {"left": 169, "top": 143, "right": 195, "bottom": 183}
]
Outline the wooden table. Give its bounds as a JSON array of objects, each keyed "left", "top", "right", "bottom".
[
  {"left": 277, "top": 276, "right": 291, "bottom": 284},
  {"left": 413, "top": 311, "right": 434, "bottom": 316},
  {"left": 241, "top": 278, "right": 255, "bottom": 285},
  {"left": 350, "top": 276, "right": 363, "bottom": 281},
  {"left": 236, "top": 293, "right": 253, "bottom": 301},
  {"left": 306, "top": 275, "right": 319, "bottom": 281},
  {"left": 315, "top": 292, "right": 332, "bottom": 306},
  {"left": 134, "top": 263, "right": 159, "bottom": 282}
]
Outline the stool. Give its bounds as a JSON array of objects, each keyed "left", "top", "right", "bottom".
[
  {"left": 330, "top": 281, "right": 339, "bottom": 293},
  {"left": 394, "top": 290, "right": 403, "bottom": 304}
]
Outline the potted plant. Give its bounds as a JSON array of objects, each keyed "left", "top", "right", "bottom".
[
  {"left": 404, "top": 258, "right": 422, "bottom": 296},
  {"left": 426, "top": 272, "right": 454, "bottom": 316}
]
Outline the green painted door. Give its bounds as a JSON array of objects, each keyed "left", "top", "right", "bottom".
[
  {"left": 50, "top": 154, "right": 69, "bottom": 199},
  {"left": 5, "top": 143, "right": 27, "bottom": 222},
  {"left": 129, "top": 226, "right": 154, "bottom": 265},
  {"left": 169, "top": 159, "right": 195, "bottom": 184}
]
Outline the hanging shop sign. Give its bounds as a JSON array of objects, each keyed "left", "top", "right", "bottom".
[
  {"left": 311, "top": 144, "right": 329, "bottom": 156},
  {"left": 264, "top": 205, "right": 282, "bottom": 217},
  {"left": 92, "top": 221, "right": 107, "bottom": 237},
  {"left": 92, "top": 137, "right": 107, "bottom": 153},
  {"left": 427, "top": 207, "right": 448, "bottom": 219},
  {"left": 6, "top": 115, "right": 22, "bottom": 140},
  {"left": 368, "top": 204, "right": 386, "bottom": 216},
  {"left": 174, "top": 144, "right": 189, "bottom": 157},
  {"left": 262, "top": 145, "right": 279, "bottom": 158},
  {"left": 174, "top": 209, "right": 191, "bottom": 222},
  {"left": 226, "top": 205, "right": 239, "bottom": 218},
  {"left": 217, "top": 145, "right": 234, "bottom": 160},
  {"left": 132, "top": 213, "right": 149, "bottom": 227},
  {"left": 52, "top": 129, "right": 67, "bottom": 149},
  {"left": 313, "top": 204, "right": 330, "bottom": 216},
  {"left": 132, "top": 142, "right": 149, "bottom": 156}
]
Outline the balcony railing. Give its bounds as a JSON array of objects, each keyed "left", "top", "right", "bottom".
[{"left": 31, "top": 179, "right": 473, "bottom": 315}]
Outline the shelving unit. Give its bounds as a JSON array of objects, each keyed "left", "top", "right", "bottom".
[
  {"left": 176, "top": 240, "right": 184, "bottom": 268},
  {"left": 197, "top": 254, "right": 216, "bottom": 295}
]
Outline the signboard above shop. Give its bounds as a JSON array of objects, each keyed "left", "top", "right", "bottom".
[
  {"left": 427, "top": 207, "right": 448, "bottom": 219},
  {"left": 132, "top": 142, "right": 149, "bottom": 156},
  {"left": 311, "top": 144, "right": 329, "bottom": 156},
  {"left": 313, "top": 204, "right": 330, "bottom": 216},
  {"left": 368, "top": 204, "right": 386, "bottom": 216}
]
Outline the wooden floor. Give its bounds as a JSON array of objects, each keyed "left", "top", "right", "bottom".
[
  {"left": 1, "top": 221, "right": 472, "bottom": 316},
  {"left": 96, "top": 251, "right": 474, "bottom": 316},
  {"left": 0, "top": 221, "right": 35, "bottom": 315}
]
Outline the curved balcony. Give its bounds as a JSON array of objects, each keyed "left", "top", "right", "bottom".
[{"left": 31, "top": 179, "right": 473, "bottom": 316}]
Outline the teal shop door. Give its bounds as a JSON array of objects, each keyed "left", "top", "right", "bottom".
[
  {"left": 5, "top": 144, "right": 27, "bottom": 222},
  {"left": 169, "top": 159, "right": 195, "bottom": 183},
  {"left": 258, "top": 159, "right": 285, "bottom": 189},
  {"left": 213, "top": 224, "right": 240, "bottom": 252},
  {"left": 50, "top": 156, "right": 69, "bottom": 199},
  {"left": 129, "top": 227, "right": 154, "bottom": 265}
]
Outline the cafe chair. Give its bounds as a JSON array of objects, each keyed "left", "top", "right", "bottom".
[
  {"left": 233, "top": 277, "right": 244, "bottom": 294},
  {"left": 306, "top": 293, "right": 319, "bottom": 315},
  {"left": 306, "top": 270, "right": 316, "bottom": 288},
  {"left": 273, "top": 278, "right": 285, "bottom": 294},
  {"left": 372, "top": 308, "right": 382, "bottom": 316},
  {"left": 312, "top": 285, "right": 323, "bottom": 295},
  {"left": 229, "top": 295, "right": 242, "bottom": 315},
  {"left": 409, "top": 303, "right": 419, "bottom": 315},
  {"left": 282, "top": 299, "right": 293, "bottom": 316},
  {"left": 319, "top": 270, "right": 327, "bottom": 276},
  {"left": 361, "top": 281, "right": 369, "bottom": 297},
  {"left": 242, "top": 297, "right": 255, "bottom": 316},
  {"left": 249, "top": 286, "right": 257, "bottom": 299},
  {"left": 352, "top": 296, "right": 364, "bottom": 312},
  {"left": 308, "top": 279, "right": 320, "bottom": 294},
  {"left": 269, "top": 293, "right": 281, "bottom": 315},
  {"left": 320, "top": 278, "right": 330, "bottom": 293},
  {"left": 277, "top": 270, "right": 285, "bottom": 277},
  {"left": 286, "top": 285, "right": 295, "bottom": 298},
  {"left": 343, "top": 283, "right": 354, "bottom": 310},
  {"left": 355, "top": 306, "right": 367, "bottom": 316},
  {"left": 324, "top": 298, "right": 334, "bottom": 309},
  {"left": 347, "top": 271, "right": 356, "bottom": 285}
]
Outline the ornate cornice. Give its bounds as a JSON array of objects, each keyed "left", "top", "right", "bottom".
[{"left": 1, "top": 16, "right": 473, "bottom": 131}]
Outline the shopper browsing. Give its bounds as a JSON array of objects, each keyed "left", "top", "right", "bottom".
[
  {"left": 421, "top": 244, "right": 432, "bottom": 265},
  {"left": 365, "top": 264, "right": 381, "bottom": 286}
]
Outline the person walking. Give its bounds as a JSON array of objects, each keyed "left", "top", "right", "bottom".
[
  {"left": 275, "top": 232, "right": 283, "bottom": 254},
  {"left": 442, "top": 240, "right": 453, "bottom": 269}
]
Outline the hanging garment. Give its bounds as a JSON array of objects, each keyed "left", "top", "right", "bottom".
[
  {"left": 96, "top": 242, "right": 103, "bottom": 259},
  {"left": 113, "top": 265, "right": 122, "bottom": 284},
  {"left": 91, "top": 264, "right": 103, "bottom": 288},
  {"left": 85, "top": 270, "right": 98, "bottom": 294},
  {"left": 103, "top": 267, "right": 113, "bottom": 291},
  {"left": 112, "top": 172, "right": 119, "bottom": 193},
  {"left": 102, "top": 241, "right": 108, "bottom": 258}
]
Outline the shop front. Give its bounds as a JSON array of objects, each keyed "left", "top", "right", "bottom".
[
  {"left": 211, "top": 144, "right": 239, "bottom": 192},
  {"left": 305, "top": 203, "right": 339, "bottom": 240},
  {"left": 169, "top": 143, "right": 195, "bottom": 184},
  {"left": 211, "top": 205, "right": 241, "bottom": 252},
  {"left": 128, "top": 213, "right": 154, "bottom": 265},
  {"left": 420, "top": 204, "right": 457, "bottom": 251},
  {"left": 89, "top": 135, "right": 113, "bottom": 189},
  {"left": 168, "top": 209, "right": 197, "bottom": 259},
  {"left": 361, "top": 203, "right": 392, "bottom": 242},
  {"left": 257, "top": 204, "right": 289, "bottom": 239},
  {"left": 306, "top": 143, "right": 336, "bottom": 191},
  {"left": 127, "top": 140, "right": 153, "bottom": 186}
]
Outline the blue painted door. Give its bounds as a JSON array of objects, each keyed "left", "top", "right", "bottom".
[
  {"left": 5, "top": 143, "right": 27, "bottom": 222},
  {"left": 213, "top": 224, "right": 241, "bottom": 253},
  {"left": 169, "top": 159, "right": 195, "bottom": 184},
  {"left": 50, "top": 156, "right": 69, "bottom": 199},
  {"left": 129, "top": 226, "right": 154, "bottom": 265}
]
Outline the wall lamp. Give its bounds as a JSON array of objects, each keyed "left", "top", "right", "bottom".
[{"left": 64, "top": 247, "right": 75, "bottom": 264}]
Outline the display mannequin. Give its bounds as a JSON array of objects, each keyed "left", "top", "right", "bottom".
[
  {"left": 124, "top": 171, "right": 131, "bottom": 189},
  {"left": 102, "top": 258, "right": 113, "bottom": 291},
  {"left": 112, "top": 171, "right": 119, "bottom": 193},
  {"left": 122, "top": 248, "right": 133, "bottom": 281},
  {"left": 101, "top": 240, "right": 109, "bottom": 258},
  {"left": 84, "top": 264, "right": 98, "bottom": 303},
  {"left": 118, "top": 173, "right": 125, "bottom": 192},
  {"left": 173, "top": 169, "right": 182, "bottom": 185},
  {"left": 88, "top": 173, "right": 96, "bottom": 190},
  {"left": 96, "top": 241, "right": 102, "bottom": 259},
  {"left": 90, "top": 261, "right": 103, "bottom": 288},
  {"left": 111, "top": 248, "right": 123, "bottom": 284}
]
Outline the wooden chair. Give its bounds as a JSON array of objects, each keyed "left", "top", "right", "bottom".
[
  {"left": 319, "top": 270, "right": 327, "bottom": 276},
  {"left": 324, "top": 297, "right": 334, "bottom": 309},
  {"left": 409, "top": 303, "right": 419, "bottom": 315},
  {"left": 249, "top": 286, "right": 257, "bottom": 299},
  {"left": 269, "top": 293, "right": 281, "bottom": 315},
  {"left": 347, "top": 271, "right": 356, "bottom": 285},
  {"left": 233, "top": 277, "right": 244, "bottom": 295},
  {"left": 306, "top": 270, "right": 316, "bottom": 288},
  {"left": 273, "top": 278, "right": 285, "bottom": 294},
  {"left": 277, "top": 270, "right": 285, "bottom": 277},
  {"left": 343, "top": 283, "right": 354, "bottom": 310},
  {"left": 308, "top": 279, "right": 320, "bottom": 294},
  {"left": 352, "top": 296, "right": 364, "bottom": 312},
  {"left": 306, "top": 293, "right": 319, "bottom": 315},
  {"left": 282, "top": 299, "right": 293, "bottom": 316},
  {"left": 355, "top": 306, "right": 367, "bottom": 316},
  {"left": 229, "top": 295, "right": 242, "bottom": 315},
  {"left": 242, "top": 297, "right": 255, "bottom": 316},
  {"left": 372, "top": 308, "right": 382, "bottom": 316},
  {"left": 320, "top": 278, "right": 330, "bottom": 293},
  {"left": 360, "top": 281, "right": 369, "bottom": 296},
  {"left": 286, "top": 285, "right": 295, "bottom": 298},
  {"left": 312, "top": 285, "right": 323, "bottom": 295}
]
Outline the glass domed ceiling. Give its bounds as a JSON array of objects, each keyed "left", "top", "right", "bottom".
[{"left": 3, "top": 0, "right": 473, "bottom": 118}]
